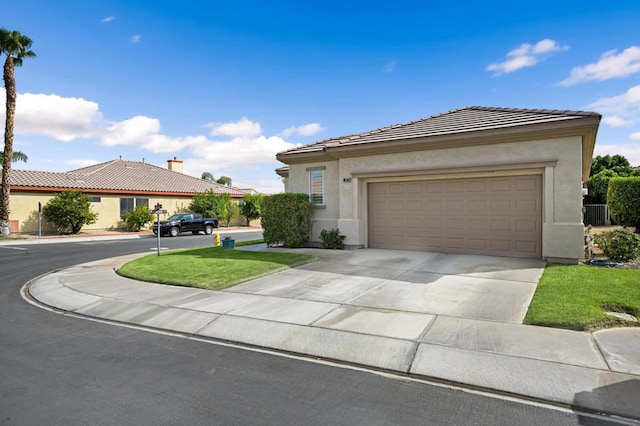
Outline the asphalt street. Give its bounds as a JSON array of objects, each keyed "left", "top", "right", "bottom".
[{"left": 0, "top": 232, "right": 627, "bottom": 425}]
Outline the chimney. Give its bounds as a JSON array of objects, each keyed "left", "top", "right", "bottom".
[{"left": 167, "top": 156, "right": 183, "bottom": 173}]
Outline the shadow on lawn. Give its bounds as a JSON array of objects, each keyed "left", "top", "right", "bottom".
[{"left": 161, "top": 246, "right": 316, "bottom": 267}]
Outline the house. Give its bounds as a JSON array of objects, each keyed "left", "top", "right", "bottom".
[
  {"left": 276, "top": 106, "right": 601, "bottom": 263},
  {"left": 8, "top": 158, "right": 250, "bottom": 233}
]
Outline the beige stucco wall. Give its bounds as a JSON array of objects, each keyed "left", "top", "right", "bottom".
[
  {"left": 10, "top": 192, "right": 248, "bottom": 233},
  {"left": 284, "top": 135, "right": 586, "bottom": 260}
]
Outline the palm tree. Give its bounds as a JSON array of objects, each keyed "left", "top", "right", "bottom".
[
  {"left": 201, "top": 171, "right": 214, "bottom": 182},
  {"left": 0, "top": 150, "right": 27, "bottom": 163},
  {"left": 216, "top": 176, "right": 232, "bottom": 187},
  {"left": 0, "top": 29, "right": 35, "bottom": 235}
]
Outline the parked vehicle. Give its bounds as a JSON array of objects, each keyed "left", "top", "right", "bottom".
[{"left": 152, "top": 213, "right": 219, "bottom": 237}]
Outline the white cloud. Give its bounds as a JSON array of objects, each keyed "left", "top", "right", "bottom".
[
  {"left": 487, "top": 39, "right": 569, "bottom": 76},
  {"left": 587, "top": 85, "right": 640, "bottom": 119},
  {"left": 208, "top": 117, "right": 262, "bottom": 138},
  {"left": 102, "top": 115, "right": 205, "bottom": 153},
  {"left": 383, "top": 60, "right": 397, "bottom": 74},
  {"left": 631, "top": 132, "right": 640, "bottom": 141},
  {"left": 0, "top": 89, "right": 103, "bottom": 141},
  {"left": 558, "top": 46, "right": 640, "bottom": 87},
  {"left": 131, "top": 34, "right": 141, "bottom": 43},
  {"left": 281, "top": 122, "right": 324, "bottom": 137},
  {"left": 594, "top": 143, "right": 640, "bottom": 167},
  {"left": 602, "top": 115, "right": 632, "bottom": 127},
  {"left": 66, "top": 159, "right": 101, "bottom": 168},
  {"left": 192, "top": 134, "right": 296, "bottom": 167},
  {"left": 101, "top": 16, "right": 116, "bottom": 23},
  {"left": 3, "top": 90, "right": 296, "bottom": 191},
  {"left": 102, "top": 116, "right": 161, "bottom": 146}
]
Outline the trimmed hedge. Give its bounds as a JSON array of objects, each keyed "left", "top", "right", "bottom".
[
  {"left": 261, "top": 193, "right": 312, "bottom": 247},
  {"left": 608, "top": 177, "right": 640, "bottom": 232}
]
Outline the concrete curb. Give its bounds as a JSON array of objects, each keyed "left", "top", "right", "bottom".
[{"left": 24, "top": 252, "right": 640, "bottom": 421}]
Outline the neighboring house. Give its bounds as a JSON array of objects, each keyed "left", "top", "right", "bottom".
[
  {"left": 276, "top": 106, "right": 601, "bottom": 263},
  {"left": 9, "top": 158, "right": 250, "bottom": 233}
]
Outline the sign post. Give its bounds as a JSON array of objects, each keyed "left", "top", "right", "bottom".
[
  {"left": 38, "top": 202, "right": 42, "bottom": 238},
  {"left": 152, "top": 203, "right": 165, "bottom": 256}
]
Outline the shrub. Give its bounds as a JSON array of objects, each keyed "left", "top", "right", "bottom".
[
  {"left": 585, "top": 170, "right": 617, "bottom": 204},
  {"left": 261, "top": 193, "right": 312, "bottom": 247},
  {"left": 122, "top": 206, "right": 154, "bottom": 231},
  {"left": 42, "top": 190, "right": 98, "bottom": 234},
  {"left": 320, "top": 228, "right": 345, "bottom": 249},
  {"left": 189, "top": 190, "right": 219, "bottom": 218},
  {"left": 241, "top": 193, "right": 263, "bottom": 225},
  {"left": 594, "top": 228, "right": 640, "bottom": 261},
  {"left": 189, "top": 191, "right": 238, "bottom": 226},
  {"left": 607, "top": 177, "right": 640, "bottom": 232}
]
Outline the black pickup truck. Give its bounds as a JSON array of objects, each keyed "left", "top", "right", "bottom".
[{"left": 152, "top": 213, "right": 219, "bottom": 237}]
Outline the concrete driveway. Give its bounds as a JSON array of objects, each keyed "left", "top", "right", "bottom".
[{"left": 231, "top": 248, "right": 546, "bottom": 324}]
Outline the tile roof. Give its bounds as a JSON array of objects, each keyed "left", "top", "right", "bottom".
[
  {"left": 277, "top": 106, "right": 601, "bottom": 158},
  {"left": 10, "top": 159, "right": 248, "bottom": 196}
]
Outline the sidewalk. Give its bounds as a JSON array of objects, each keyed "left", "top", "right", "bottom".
[
  {"left": 25, "top": 249, "right": 640, "bottom": 421},
  {"left": 0, "top": 226, "right": 259, "bottom": 245}
]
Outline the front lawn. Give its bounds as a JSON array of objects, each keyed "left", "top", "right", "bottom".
[
  {"left": 117, "top": 242, "right": 316, "bottom": 290},
  {"left": 524, "top": 264, "right": 640, "bottom": 331}
]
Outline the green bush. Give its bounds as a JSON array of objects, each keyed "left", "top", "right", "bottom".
[
  {"left": 189, "top": 190, "right": 219, "bottom": 218},
  {"left": 241, "top": 193, "right": 263, "bottom": 225},
  {"left": 189, "top": 191, "right": 238, "bottom": 226},
  {"left": 42, "top": 190, "right": 98, "bottom": 234},
  {"left": 594, "top": 228, "right": 640, "bottom": 261},
  {"left": 585, "top": 170, "right": 617, "bottom": 204},
  {"left": 261, "top": 193, "right": 312, "bottom": 247},
  {"left": 607, "top": 177, "right": 640, "bottom": 232},
  {"left": 121, "top": 206, "right": 154, "bottom": 231},
  {"left": 320, "top": 228, "right": 345, "bottom": 249}
]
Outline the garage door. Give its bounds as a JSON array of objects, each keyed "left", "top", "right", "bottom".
[{"left": 368, "top": 175, "right": 542, "bottom": 258}]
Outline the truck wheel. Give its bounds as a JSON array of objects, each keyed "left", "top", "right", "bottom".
[
  {"left": 204, "top": 225, "right": 213, "bottom": 235},
  {"left": 169, "top": 227, "right": 179, "bottom": 237}
]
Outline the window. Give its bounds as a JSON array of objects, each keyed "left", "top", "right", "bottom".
[
  {"left": 89, "top": 196, "right": 101, "bottom": 203},
  {"left": 135, "top": 198, "right": 149, "bottom": 209},
  {"left": 121, "top": 197, "right": 150, "bottom": 216},
  {"left": 120, "top": 198, "right": 134, "bottom": 216},
  {"left": 309, "top": 170, "right": 324, "bottom": 204}
]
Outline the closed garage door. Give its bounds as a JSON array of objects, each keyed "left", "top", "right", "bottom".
[{"left": 368, "top": 175, "right": 542, "bottom": 258}]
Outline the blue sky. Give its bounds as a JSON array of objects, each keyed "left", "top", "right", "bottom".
[{"left": 3, "top": 1, "right": 640, "bottom": 193}]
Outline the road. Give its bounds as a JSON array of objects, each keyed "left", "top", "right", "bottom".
[{"left": 0, "top": 232, "right": 622, "bottom": 425}]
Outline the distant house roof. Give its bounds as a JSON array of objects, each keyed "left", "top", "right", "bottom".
[
  {"left": 276, "top": 106, "right": 601, "bottom": 180},
  {"left": 10, "top": 159, "right": 249, "bottom": 197}
]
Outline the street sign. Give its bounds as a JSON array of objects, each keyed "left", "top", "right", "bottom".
[{"left": 151, "top": 209, "right": 168, "bottom": 214}]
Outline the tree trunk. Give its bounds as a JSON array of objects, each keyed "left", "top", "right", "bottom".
[{"left": 1, "top": 56, "right": 16, "bottom": 236}]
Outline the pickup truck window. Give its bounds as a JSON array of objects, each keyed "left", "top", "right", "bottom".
[{"left": 167, "top": 214, "right": 184, "bottom": 221}]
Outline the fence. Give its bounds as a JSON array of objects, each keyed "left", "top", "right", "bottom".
[{"left": 583, "top": 204, "right": 611, "bottom": 226}]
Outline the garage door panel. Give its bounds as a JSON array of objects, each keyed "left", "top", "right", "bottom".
[{"left": 368, "top": 175, "right": 541, "bottom": 258}]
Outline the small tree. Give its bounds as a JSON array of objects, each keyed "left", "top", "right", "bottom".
[
  {"left": 607, "top": 177, "right": 640, "bottom": 233},
  {"left": 585, "top": 170, "right": 618, "bottom": 204},
  {"left": 42, "top": 190, "right": 98, "bottom": 234},
  {"left": 189, "top": 190, "right": 219, "bottom": 218},
  {"left": 261, "top": 193, "right": 312, "bottom": 247},
  {"left": 241, "top": 193, "right": 263, "bottom": 225},
  {"left": 590, "top": 154, "right": 633, "bottom": 176},
  {"left": 121, "top": 206, "right": 154, "bottom": 231},
  {"left": 215, "top": 193, "right": 236, "bottom": 227}
]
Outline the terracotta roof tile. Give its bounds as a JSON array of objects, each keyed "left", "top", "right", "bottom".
[{"left": 11, "top": 159, "right": 248, "bottom": 196}]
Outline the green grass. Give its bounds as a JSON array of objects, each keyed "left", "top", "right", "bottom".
[
  {"left": 524, "top": 264, "right": 640, "bottom": 331},
  {"left": 117, "top": 242, "right": 316, "bottom": 291}
]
